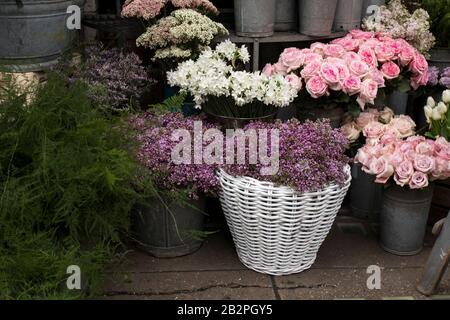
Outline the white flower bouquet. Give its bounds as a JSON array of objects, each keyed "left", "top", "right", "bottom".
[{"left": 167, "top": 41, "right": 298, "bottom": 118}]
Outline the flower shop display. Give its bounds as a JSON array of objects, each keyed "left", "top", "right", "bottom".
[
  {"left": 218, "top": 119, "right": 351, "bottom": 275},
  {"left": 136, "top": 9, "right": 228, "bottom": 65},
  {"left": 234, "top": 0, "right": 277, "bottom": 37},
  {"left": 167, "top": 41, "right": 298, "bottom": 127},
  {"left": 427, "top": 66, "right": 450, "bottom": 90},
  {"left": 361, "top": 0, "right": 435, "bottom": 56},
  {"left": 333, "top": 0, "right": 364, "bottom": 32},
  {"left": 130, "top": 112, "right": 219, "bottom": 257},
  {"left": 424, "top": 90, "right": 450, "bottom": 140},
  {"left": 263, "top": 30, "right": 429, "bottom": 126},
  {"left": 298, "top": 0, "right": 339, "bottom": 36},
  {"left": 355, "top": 128, "right": 450, "bottom": 255},
  {"left": 275, "top": 0, "right": 297, "bottom": 32}
]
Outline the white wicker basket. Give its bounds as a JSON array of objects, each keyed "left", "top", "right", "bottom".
[{"left": 218, "top": 165, "right": 351, "bottom": 276}]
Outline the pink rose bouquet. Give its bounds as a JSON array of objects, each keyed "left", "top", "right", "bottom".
[{"left": 263, "top": 30, "right": 429, "bottom": 112}]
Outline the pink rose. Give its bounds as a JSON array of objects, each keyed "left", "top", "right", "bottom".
[
  {"left": 409, "top": 171, "right": 429, "bottom": 189},
  {"left": 323, "top": 44, "right": 345, "bottom": 58},
  {"left": 374, "top": 45, "right": 395, "bottom": 62},
  {"left": 358, "top": 46, "right": 378, "bottom": 67},
  {"left": 279, "top": 47, "right": 304, "bottom": 72},
  {"left": 342, "top": 75, "right": 361, "bottom": 96},
  {"left": 349, "top": 60, "right": 370, "bottom": 78},
  {"left": 366, "top": 69, "right": 386, "bottom": 88},
  {"left": 357, "top": 79, "right": 379, "bottom": 108},
  {"left": 356, "top": 111, "right": 378, "bottom": 130},
  {"left": 435, "top": 137, "right": 450, "bottom": 160},
  {"left": 341, "top": 122, "right": 361, "bottom": 142},
  {"left": 399, "top": 45, "right": 416, "bottom": 66},
  {"left": 388, "top": 115, "right": 416, "bottom": 138},
  {"left": 262, "top": 63, "right": 275, "bottom": 76},
  {"left": 432, "top": 158, "right": 450, "bottom": 180},
  {"left": 303, "top": 52, "right": 323, "bottom": 65},
  {"left": 362, "top": 38, "right": 382, "bottom": 49},
  {"left": 320, "top": 62, "right": 340, "bottom": 90},
  {"left": 355, "top": 146, "right": 372, "bottom": 168},
  {"left": 385, "top": 40, "right": 403, "bottom": 55},
  {"left": 331, "top": 36, "right": 360, "bottom": 51},
  {"left": 285, "top": 73, "right": 303, "bottom": 91},
  {"left": 369, "top": 157, "right": 394, "bottom": 184},
  {"left": 411, "top": 71, "right": 429, "bottom": 90},
  {"left": 363, "top": 121, "right": 386, "bottom": 139},
  {"left": 415, "top": 141, "right": 435, "bottom": 156},
  {"left": 409, "top": 52, "right": 428, "bottom": 75},
  {"left": 311, "top": 42, "right": 326, "bottom": 55},
  {"left": 390, "top": 149, "right": 405, "bottom": 167},
  {"left": 350, "top": 29, "right": 374, "bottom": 40},
  {"left": 343, "top": 51, "right": 362, "bottom": 65},
  {"left": 300, "top": 61, "right": 321, "bottom": 80},
  {"left": 381, "top": 61, "right": 401, "bottom": 79},
  {"left": 306, "top": 75, "right": 329, "bottom": 98},
  {"left": 413, "top": 154, "right": 435, "bottom": 173},
  {"left": 406, "top": 135, "right": 426, "bottom": 147},
  {"left": 394, "top": 160, "right": 414, "bottom": 186},
  {"left": 273, "top": 62, "right": 288, "bottom": 75}
]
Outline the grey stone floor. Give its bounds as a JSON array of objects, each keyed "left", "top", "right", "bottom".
[{"left": 101, "top": 216, "right": 450, "bottom": 300}]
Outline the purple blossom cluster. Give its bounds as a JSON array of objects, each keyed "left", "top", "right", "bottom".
[
  {"left": 427, "top": 66, "right": 450, "bottom": 89},
  {"left": 130, "top": 112, "right": 219, "bottom": 198},
  {"left": 223, "top": 119, "right": 350, "bottom": 193},
  {"left": 83, "top": 45, "right": 152, "bottom": 110}
]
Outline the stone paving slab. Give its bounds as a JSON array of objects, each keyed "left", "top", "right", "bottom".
[{"left": 102, "top": 270, "right": 275, "bottom": 300}]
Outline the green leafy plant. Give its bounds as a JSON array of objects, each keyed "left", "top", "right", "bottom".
[
  {"left": 420, "top": 0, "right": 450, "bottom": 47},
  {"left": 0, "top": 74, "right": 154, "bottom": 299}
]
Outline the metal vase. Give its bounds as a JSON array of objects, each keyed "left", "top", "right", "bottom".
[
  {"left": 388, "top": 91, "right": 409, "bottom": 115},
  {"left": 0, "top": 0, "right": 78, "bottom": 72},
  {"left": 275, "top": 0, "right": 297, "bottom": 32},
  {"left": 362, "top": 0, "right": 385, "bottom": 17},
  {"left": 333, "top": 0, "right": 364, "bottom": 32},
  {"left": 350, "top": 164, "right": 383, "bottom": 221},
  {"left": 234, "top": 0, "right": 277, "bottom": 37},
  {"left": 298, "top": 0, "right": 338, "bottom": 37},
  {"left": 380, "top": 184, "right": 435, "bottom": 256},
  {"left": 205, "top": 111, "right": 278, "bottom": 130},
  {"left": 296, "top": 105, "right": 345, "bottom": 128},
  {"left": 133, "top": 197, "right": 206, "bottom": 258}
]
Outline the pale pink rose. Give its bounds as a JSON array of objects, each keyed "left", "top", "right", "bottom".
[
  {"left": 325, "top": 57, "right": 346, "bottom": 65},
  {"left": 342, "top": 75, "right": 361, "bottom": 96},
  {"left": 370, "top": 157, "right": 394, "bottom": 183},
  {"left": 300, "top": 61, "right": 321, "bottom": 80},
  {"left": 385, "top": 40, "right": 403, "bottom": 55},
  {"left": 279, "top": 47, "right": 304, "bottom": 72},
  {"left": 334, "top": 62, "right": 350, "bottom": 81},
  {"left": 379, "top": 107, "right": 394, "bottom": 124},
  {"left": 320, "top": 62, "right": 340, "bottom": 90},
  {"left": 356, "top": 111, "right": 378, "bottom": 130},
  {"left": 366, "top": 69, "right": 386, "bottom": 88},
  {"left": 343, "top": 51, "right": 362, "bottom": 64},
  {"left": 409, "top": 52, "right": 428, "bottom": 75},
  {"left": 323, "top": 44, "right": 345, "bottom": 58},
  {"left": 262, "top": 63, "right": 275, "bottom": 76},
  {"left": 381, "top": 61, "right": 401, "bottom": 79},
  {"left": 388, "top": 115, "right": 416, "bottom": 138},
  {"left": 331, "top": 36, "right": 360, "bottom": 51},
  {"left": 404, "top": 149, "right": 417, "bottom": 162},
  {"left": 411, "top": 71, "right": 429, "bottom": 90},
  {"left": 273, "top": 62, "right": 288, "bottom": 75},
  {"left": 363, "top": 121, "right": 385, "bottom": 139},
  {"left": 303, "top": 52, "right": 323, "bottom": 65},
  {"left": 390, "top": 149, "right": 405, "bottom": 167},
  {"left": 310, "top": 42, "right": 326, "bottom": 56},
  {"left": 413, "top": 154, "right": 435, "bottom": 173},
  {"left": 285, "top": 73, "right": 303, "bottom": 91},
  {"left": 357, "top": 79, "right": 379, "bottom": 108},
  {"left": 358, "top": 46, "right": 378, "bottom": 67},
  {"left": 435, "top": 137, "right": 450, "bottom": 161},
  {"left": 380, "top": 130, "right": 398, "bottom": 145},
  {"left": 409, "top": 171, "right": 429, "bottom": 189},
  {"left": 415, "top": 141, "right": 435, "bottom": 156},
  {"left": 362, "top": 38, "right": 382, "bottom": 49},
  {"left": 306, "top": 75, "right": 328, "bottom": 98},
  {"left": 349, "top": 60, "right": 370, "bottom": 78},
  {"left": 374, "top": 45, "right": 395, "bottom": 62},
  {"left": 398, "top": 45, "right": 416, "bottom": 66},
  {"left": 350, "top": 29, "right": 374, "bottom": 40},
  {"left": 406, "top": 135, "right": 426, "bottom": 147},
  {"left": 394, "top": 160, "right": 414, "bottom": 186},
  {"left": 341, "top": 122, "right": 361, "bottom": 142},
  {"left": 355, "top": 146, "right": 373, "bottom": 170},
  {"left": 432, "top": 158, "right": 450, "bottom": 180}
]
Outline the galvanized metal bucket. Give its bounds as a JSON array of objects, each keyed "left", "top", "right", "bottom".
[
  {"left": 297, "top": 105, "right": 345, "bottom": 128},
  {"left": 428, "top": 47, "right": 450, "bottom": 70},
  {"left": 380, "top": 184, "right": 435, "bottom": 256},
  {"left": 333, "top": 0, "right": 364, "bottom": 32},
  {"left": 275, "top": 0, "right": 297, "bottom": 32},
  {"left": 0, "top": 0, "right": 78, "bottom": 72},
  {"left": 388, "top": 91, "right": 409, "bottom": 115},
  {"left": 362, "top": 0, "right": 385, "bottom": 17},
  {"left": 298, "top": 0, "right": 338, "bottom": 37},
  {"left": 234, "top": 0, "right": 277, "bottom": 37},
  {"left": 350, "top": 164, "right": 383, "bottom": 221},
  {"left": 133, "top": 197, "right": 206, "bottom": 258}
]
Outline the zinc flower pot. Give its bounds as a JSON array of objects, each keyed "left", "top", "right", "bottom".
[
  {"left": 333, "top": 0, "right": 364, "bottom": 32},
  {"left": 298, "top": 0, "right": 338, "bottom": 37},
  {"left": 296, "top": 105, "right": 345, "bottom": 128},
  {"left": 361, "top": 0, "right": 385, "bottom": 17},
  {"left": 274, "top": 0, "right": 297, "bottom": 32},
  {"left": 350, "top": 164, "right": 383, "bottom": 221},
  {"left": 0, "top": 0, "right": 79, "bottom": 72},
  {"left": 234, "top": 0, "right": 277, "bottom": 37},
  {"left": 380, "top": 184, "right": 435, "bottom": 256},
  {"left": 388, "top": 90, "right": 409, "bottom": 115},
  {"left": 428, "top": 47, "right": 450, "bottom": 70},
  {"left": 133, "top": 197, "right": 206, "bottom": 258}
]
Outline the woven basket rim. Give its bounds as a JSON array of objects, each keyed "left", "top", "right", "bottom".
[{"left": 217, "top": 164, "right": 351, "bottom": 196}]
